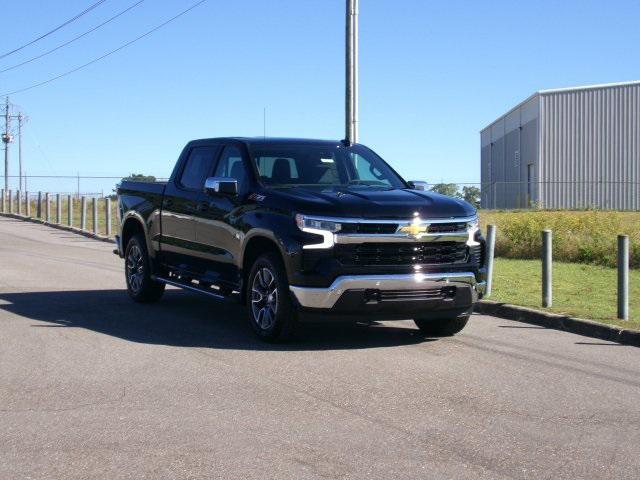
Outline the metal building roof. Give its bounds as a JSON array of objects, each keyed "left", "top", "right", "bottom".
[{"left": 480, "top": 79, "right": 640, "bottom": 132}]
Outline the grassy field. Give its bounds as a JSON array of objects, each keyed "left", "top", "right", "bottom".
[
  {"left": 491, "top": 258, "right": 639, "bottom": 330},
  {"left": 479, "top": 210, "right": 640, "bottom": 268}
]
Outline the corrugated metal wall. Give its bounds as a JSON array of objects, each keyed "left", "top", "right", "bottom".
[
  {"left": 539, "top": 83, "right": 640, "bottom": 210},
  {"left": 480, "top": 95, "right": 539, "bottom": 209}
]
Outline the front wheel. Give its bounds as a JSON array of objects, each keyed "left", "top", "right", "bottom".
[
  {"left": 414, "top": 315, "right": 469, "bottom": 337},
  {"left": 247, "top": 253, "right": 297, "bottom": 342},
  {"left": 125, "top": 235, "right": 165, "bottom": 303}
]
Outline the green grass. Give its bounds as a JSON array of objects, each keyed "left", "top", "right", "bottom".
[{"left": 491, "top": 258, "right": 640, "bottom": 330}]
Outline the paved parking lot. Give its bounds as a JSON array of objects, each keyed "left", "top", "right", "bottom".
[{"left": 1, "top": 216, "right": 639, "bottom": 479}]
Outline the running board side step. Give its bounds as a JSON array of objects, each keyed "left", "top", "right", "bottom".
[{"left": 151, "top": 275, "right": 234, "bottom": 301}]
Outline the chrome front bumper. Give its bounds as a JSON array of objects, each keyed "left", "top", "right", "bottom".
[{"left": 289, "top": 272, "right": 486, "bottom": 309}]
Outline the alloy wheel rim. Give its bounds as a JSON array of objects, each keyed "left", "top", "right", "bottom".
[
  {"left": 126, "top": 245, "right": 144, "bottom": 294},
  {"left": 251, "top": 267, "right": 278, "bottom": 330}
]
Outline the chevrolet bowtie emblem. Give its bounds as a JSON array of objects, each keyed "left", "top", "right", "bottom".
[{"left": 398, "top": 223, "right": 429, "bottom": 238}]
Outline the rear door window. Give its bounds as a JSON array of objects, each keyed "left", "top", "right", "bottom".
[{"left": 179, "top": 146, "right": 217, "bottom": 190}]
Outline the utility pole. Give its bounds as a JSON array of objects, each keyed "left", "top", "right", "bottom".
[
  {"left": 18, "top": 113, "right": 24, "bottom": 191},
  {"left": 2, "top": 97, "right": 14, "bottom": 192},
  {"left": 345, "top": 0, "right": 359, "bottom": 144}
]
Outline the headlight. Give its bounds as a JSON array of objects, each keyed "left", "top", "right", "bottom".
[
  {"left": 295, "top": 214, "right": 340, "bottom": 249},
  {"left": 295, "top": 214, "right": 342, "bottom": 233},
  {"left": 467, "top": 218, "right": 480, "bottom": 245}
]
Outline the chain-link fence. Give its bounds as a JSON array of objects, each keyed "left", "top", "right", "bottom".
[
  {"left": 419, "top": 181, "right": 640, "bottom": 211},
  {"left": 1, "top": 174, "right": 168, "bottom": 200}
]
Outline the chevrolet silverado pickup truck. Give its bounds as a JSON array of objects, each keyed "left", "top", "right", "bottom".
[{"left": 116, "top": 137, "right": 486, "bottom": 341}]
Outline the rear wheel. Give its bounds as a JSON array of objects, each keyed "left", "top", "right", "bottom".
[
  {"left": 247, "top": 253, "right": 297, "bottom": 342},
  {"left": 125, "top": 235, "right": 165, "bottom": 303},
  {"left": 413, "top": 315, "right": 469, "bottom": 337}
]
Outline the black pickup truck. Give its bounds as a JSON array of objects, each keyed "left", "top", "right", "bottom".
[{"left": 116, "top": 137, "right": 486, "bottom": 341}]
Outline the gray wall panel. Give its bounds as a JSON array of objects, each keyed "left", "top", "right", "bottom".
[
  {"left": 539, "top": 84, "right": 640, "bottom": 210},
  {"left": 520, "top": 118, "right": 538, "bottom": 206}
]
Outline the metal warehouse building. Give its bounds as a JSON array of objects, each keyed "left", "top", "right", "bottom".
[{"left": 480, "top": 80, "right": 640, "bottom": 210}]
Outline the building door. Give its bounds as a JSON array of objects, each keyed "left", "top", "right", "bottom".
[{"left": 527, "top": 164, "right": 533, "bottom": 207}]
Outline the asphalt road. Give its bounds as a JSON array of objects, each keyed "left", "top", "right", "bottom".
[{"left": 1, "top": 216, "right": 639, "bottom": 479}]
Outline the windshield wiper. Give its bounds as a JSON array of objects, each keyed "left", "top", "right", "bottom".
[{"left": 347, "top": 180, "right": 391, "bottom": 187}]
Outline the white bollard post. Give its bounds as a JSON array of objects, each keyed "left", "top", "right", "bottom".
[
  {"left": 105, "top": 198, "right": 112, "bottom": 237},
  {"left": 56, "top": 194, "right": 61, "bottom": 224},
  {"left": 81, "top": 197, "right": 87, "bottom": 230},
  {"left": 542, "top": 230, "right": 552, "bottom": 308},
  {"left": 618, "top": 235, "right": 629, "bottom": 320},
  {"left": 67, "top": 194, "right": 73, "bottom": 226},
  {"left": 485, "top": 224, "right": 496, "bottom": 297},
  {"left": 92, "top": 198, "right": 98, "bottom": 234},
  {"left": 45, "top": 193, "right": 51, "bottom": 222}
]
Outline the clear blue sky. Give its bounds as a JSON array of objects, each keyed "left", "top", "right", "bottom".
[{"left": 2, "top": 0, "right": 639, "bottom": 193}]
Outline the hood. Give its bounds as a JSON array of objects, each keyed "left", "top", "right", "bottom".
[{"left": 265, "top": 186, "right": 476, "bottom": 219}]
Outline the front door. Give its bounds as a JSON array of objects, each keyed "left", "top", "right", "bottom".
[{"left": 192, "top": 145, "right": 251, "bottom": 290}]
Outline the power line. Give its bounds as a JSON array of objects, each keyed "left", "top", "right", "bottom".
[
  {"left": 1, "top": 0, "right": 146, "bottom": 74},
  {"left": 1, "top": 0, "right": 208, "bottom": 97},
  {"left": 0, "top": 0, "right": 109, "bottom": 60}
]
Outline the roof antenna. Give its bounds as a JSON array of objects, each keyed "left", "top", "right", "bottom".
[{"left": 263, "top": 107, "right": 266, "bottom": 139}]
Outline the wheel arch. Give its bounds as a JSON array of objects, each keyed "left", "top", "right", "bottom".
[
  {"left": 121, "top": 212, "right": 153, "bottom": 258},
  {"left": 240, "top": 232, "right": 286, "bottom": 304}
]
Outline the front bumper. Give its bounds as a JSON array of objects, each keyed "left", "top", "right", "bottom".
[
  {"left": 114, "top": 235, "right": 123, "bottom": 257},
  {"left": 289, "top": 272, "right": 486, "bottom": 311}
]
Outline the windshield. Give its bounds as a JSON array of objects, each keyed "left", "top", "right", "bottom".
[{"left": 250, "top": 143, "right": 407, "bottom": 189}]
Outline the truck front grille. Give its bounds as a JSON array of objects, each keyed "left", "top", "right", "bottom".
[
  {"left": 426, "top": 222, "right": 468, "bottom": 233},
  {"left": 377, "top": 288, "right": 446, "bottom": 301},
  {"left": 469, "top": 244, "right": 484, "bottom": 266},
  {"left": 340, "top": 223, "right": 399, "bottom": 234},
  {"left": 335, "top": 242, "right": 469, "bottom": 266},
  {"left": 339, "top": 221, "right": 467, "bottom": 235}
]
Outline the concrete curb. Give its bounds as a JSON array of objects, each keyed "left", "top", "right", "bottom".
[
  {"left": 0, "top": 212, "right": 115, "bottom": 245},
  {"left": 475, "top": 300, "right": 640, "bottom": 347}
]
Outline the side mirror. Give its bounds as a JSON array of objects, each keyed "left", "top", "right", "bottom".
[
  {"left": 408, "top": 180, "right": 428, "bottom": 191},
  {"left": 204, "top": 177, "right": 238, "bottom": 196}
]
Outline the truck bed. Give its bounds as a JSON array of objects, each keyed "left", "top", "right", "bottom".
[{"left": 117, "top": 180, "right": 167, "bottom": 223}]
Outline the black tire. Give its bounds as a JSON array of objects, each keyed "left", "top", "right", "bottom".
[
  {"left": 124, "top": 234, "right": 165, "bottom": 303},
  {"left": 413, "top": 315, "right": 469, "bottom": 337},
  {"left": 247, "top": 253, "right": 297, "bottom": 342}
]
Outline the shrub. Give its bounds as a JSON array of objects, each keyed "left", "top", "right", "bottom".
[{"left": 479, "top": 210, "right": 640, "bottom": 269}]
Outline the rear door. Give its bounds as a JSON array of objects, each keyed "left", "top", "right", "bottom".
[{"left": 160, "top": 145, "right": 219, "bottom": 269}]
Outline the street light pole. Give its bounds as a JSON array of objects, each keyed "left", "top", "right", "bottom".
[{"left": 345, "top": 0, "right": 359, "bottom": 144}]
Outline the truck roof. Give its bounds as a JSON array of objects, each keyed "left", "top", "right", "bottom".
[{"left": 189, "top": 137, "right": 347, "bottom": 147}]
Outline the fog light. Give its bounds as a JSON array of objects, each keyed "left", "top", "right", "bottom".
[
  {"left": 364, "top": 289, "right": 381, "bottom": 302},
  {"left": 442, "top": 286, "right": 457, "bottom": 298}
]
